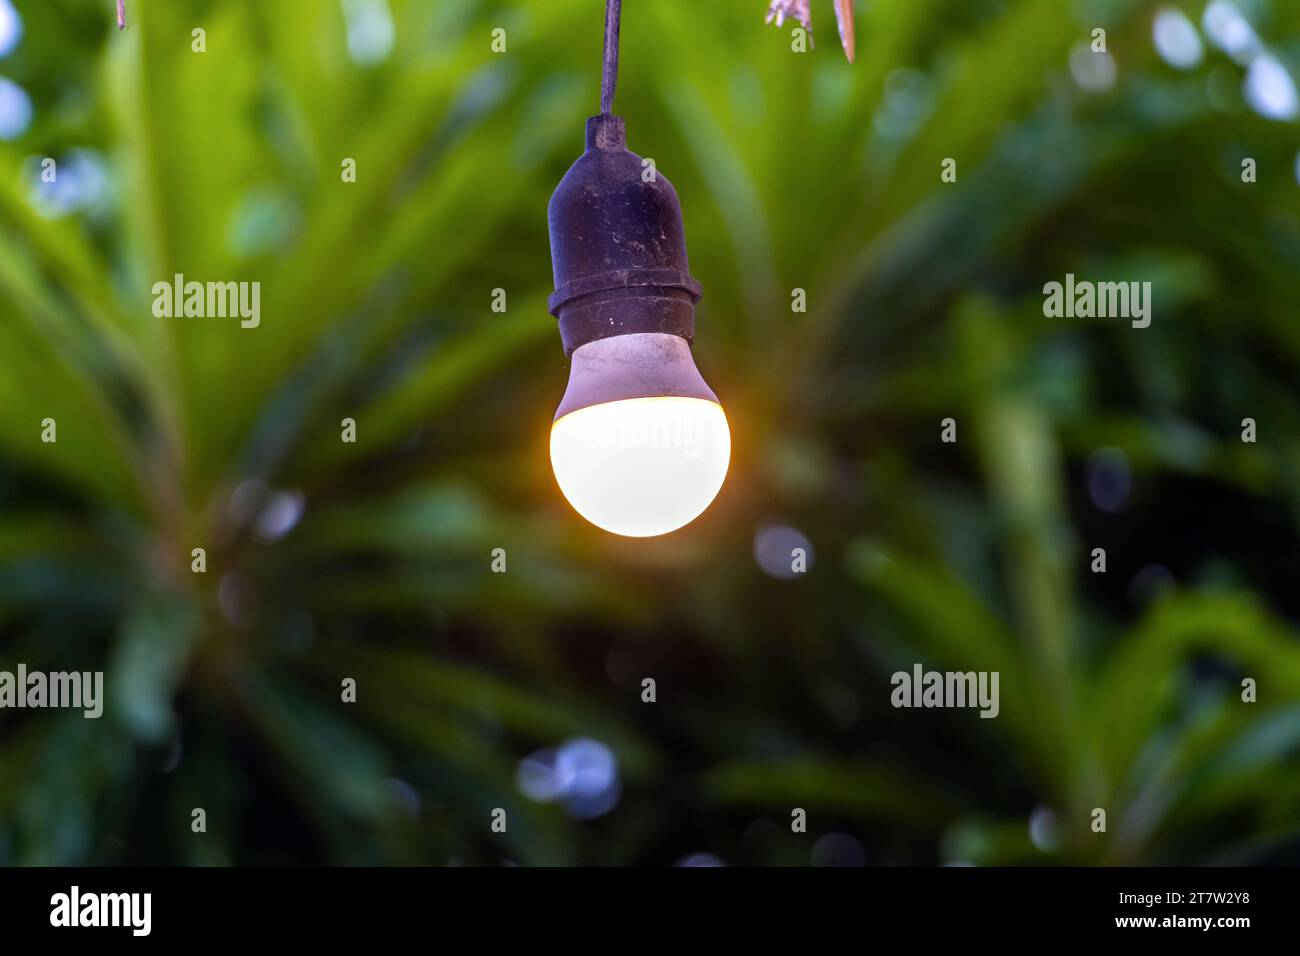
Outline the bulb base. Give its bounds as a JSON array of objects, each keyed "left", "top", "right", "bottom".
[
  {"left": 547, "top": 114, "right": 702, "bottom": 356},
  {"left": 553, "top": 332, "right": 718, "bottom": 422}
]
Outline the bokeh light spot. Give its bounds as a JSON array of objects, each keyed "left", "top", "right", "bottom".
[
  {"left": 811, "top": 832, "right": 866, "bottom": 866},
  {"left": 753, "top": 523, "right": 813, "bottom": 579},
  {"left": 1153, "top": 8, "right": 1203, "bottom": 70},
  {"left": 25, "top": 149, "right": 109, "bottom": 219},
  {"left": 1203, "top": 1, "right": 1261, "bottom": 65},
  {"left": 1244, "top": 53, "right": 1299, "bottom": 121},
  {"left": 1085, "top": 447, "right": 1132, "bottom": 513},
  {"left": 256, "top": 490, "right": 305, "bottom": 541},
  {"left": 341, "top": 0, "right": 394, "bottom": 65},
  {"left": 1070, "top": 45, "right": 1117, "bottom": 93},
  {"left": 0, "top": 0, "right": 23, "bottom": 59},
  {"left": 517, "top": 738, "right": 621, "bottom": 819},
  {"left": 1029, "top": 806, "right": 1060, "bottom": 852},
  {"left": 0, "top": 76, "right": 32, "bottom": 139}
]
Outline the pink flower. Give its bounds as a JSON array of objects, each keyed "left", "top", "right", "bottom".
[{"left": 764, "top": 0, "right": 856, "bottom": 63}]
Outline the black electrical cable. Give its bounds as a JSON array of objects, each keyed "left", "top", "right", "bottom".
[{"left": 600, "top": 0, "right": 621, "bottom": 115}]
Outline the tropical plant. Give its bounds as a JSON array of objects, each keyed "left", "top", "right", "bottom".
[{"left": 0, "top": 0, "right": 1297, "bottom": 865}]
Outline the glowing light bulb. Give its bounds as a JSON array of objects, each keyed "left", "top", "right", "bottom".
[
  {"left": 550, "top": 333, "right": 729, "bottom": 537},
  {"left": 546, "top": 99, "right": 726, "bottom": 536}
]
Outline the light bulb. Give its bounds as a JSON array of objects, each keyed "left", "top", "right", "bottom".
[
  {"left": 546, "top": 110, "right": 727, "bottom": 537},
  {"left": 550, "top": 333, "right": 730, "bottom": 537}
]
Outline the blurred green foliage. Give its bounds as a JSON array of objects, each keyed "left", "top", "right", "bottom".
[{"left": 0, "top": 0, "right": 1299, "bottom": 865}]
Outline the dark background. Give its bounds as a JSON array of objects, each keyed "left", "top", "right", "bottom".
[{"left": 0, "top": 0, "right": 1298, "bottom": 866}]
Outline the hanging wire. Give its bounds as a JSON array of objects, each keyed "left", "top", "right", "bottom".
[{"left": 600, "top": 0, "right": 622, "bottom": 115}]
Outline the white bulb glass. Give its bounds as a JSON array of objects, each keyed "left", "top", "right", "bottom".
[{"left": 550, "top": 333, "right": 730, "bottom": 537}]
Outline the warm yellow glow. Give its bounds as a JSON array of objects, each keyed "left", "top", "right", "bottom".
[{"left": 550, "top": 397, "right": 730, "bottom": 537}]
